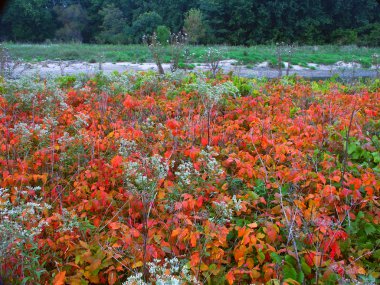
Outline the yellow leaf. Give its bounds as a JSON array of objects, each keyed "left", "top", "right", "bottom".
[
  {"left": 248, "top": 222, "right": 258, "bottom": 228},
  {"left": 357, "top": 267, "right": 366, "bottom": 275},
  {"left": 246, "top": 258, "right": 255, "bottom": 269},
  {"left": 250, "top": 270, "right": 261, "bottom": 279},
  {"left": 372, "top": 272, "right": 380, "bottom": 278},
  {"left": 67, "top": 277, "right": 83, "bottom": 285},
  {"left": 200, "top": 263, "right": 209, "bottom": 271},
  {"left": 79, "top": 240, "right": 89, "bottom": 249},
  {"left": 158, "top": 190, "right": 166, "bottom": 200},
  {"left": 41, "top": 173, "right": 48, "bottom": 184},
  {"left": 284, "top": 278, "right": 300, "bottom": 285},
  {"left": 256, "top": 233, "right": 265, "bottom": 239},
  {"left": 132, "top": 261, "right": 143, "bottom": 268},
  {"left": 87, "top": 258, "right": 101, "bottom": 272}
]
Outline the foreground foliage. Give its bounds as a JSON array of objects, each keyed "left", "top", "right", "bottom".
[{"left": 0, "top": 72, "right": 379, "bottom": 284}]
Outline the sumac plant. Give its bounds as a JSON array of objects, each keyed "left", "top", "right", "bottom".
[{"left": 0, "top": 72, "right": 379, "bottom": 285}]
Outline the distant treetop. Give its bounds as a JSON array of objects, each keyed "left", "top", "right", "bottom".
[{"left": 0, "top": 0, "right": 379, "bottom": 45}]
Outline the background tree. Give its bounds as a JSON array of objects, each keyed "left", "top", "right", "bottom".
[
  {"left": 0, "top": 0, "right": 379, "bottom": 45},
  {"left": 96, "top": 4, "right": 126, "bottom": 44},
  {"left": 184, "top": 8, "right": 206, "bottom": 44},
  {"left": 156, "top": 25, "right": 171, "bottom": 45},
  {"left": 54, "top": 4, "right": 88, "bottom": 42},
  {"left": 129, "top": 11, "right": 162, "bottom": 43},
  {"left": 0, "top": 0, "right": 55, "bottom": 42}
]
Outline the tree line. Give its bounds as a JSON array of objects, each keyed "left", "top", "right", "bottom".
[{"left": 1, "top": 0, "right": 379, "bottom": 46}]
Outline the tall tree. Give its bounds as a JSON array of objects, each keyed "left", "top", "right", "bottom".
[
  {"left": 54, "top": 4, "right": 88, "bottom": 42},
  {"left": 0, "top": 0, "right": 55, "bottom": 42},
  {"left": 96, "top": 4, "right": 126, "bottom": 44},
  {"left": 129, "top": 11, "right": 163, "bottom": 43},
  {"left": 184, "top": 8, "right": 206, "bottom": 44},
  {"left": 0, "top": 0, "right": 379, "bottom": 44}
]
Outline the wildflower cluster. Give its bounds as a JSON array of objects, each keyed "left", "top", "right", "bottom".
[
  {"left": 118, "top": 138, "right": 138, "bottom": 157},
  {"left": 123, "top": 154, "right": 169, "bottom": 195},
  {"left": 54, "top": 208, "right": 81, "bottom": 233},
  {"left": 175, "top": 160, "right": 200, "bottom": 186},
  {"left": 191, "top": 79, "right": 239, "bottom": 110},
  {"left": 123, "top": 258, "right": 199, "bottom": 285},
  {"left": 0, "top": 187, "right": 50, "bottom": 254},
  {"left": 211, "top": 195, "right": 243, "bottom": 225},
  {"left": 199, "top": 147, "right": 224, "bottom": 177}
]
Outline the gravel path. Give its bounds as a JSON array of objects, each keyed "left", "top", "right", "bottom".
[{"left": 11, "top": 60, "right": 379, "bottom": 79}]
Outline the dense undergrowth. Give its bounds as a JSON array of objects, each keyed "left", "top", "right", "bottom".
[{"left": 0, "top": 72, "right": 379, "bottom": 284}]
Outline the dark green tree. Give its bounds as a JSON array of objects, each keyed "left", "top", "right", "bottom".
[
  {"left": 96, "top": 4, "right": 126, "bottom": 44},
  {"left": 0, "top": 0, "right": 55, "bottom": 42},
  {"left": 54, "top": 4, "right": 88, "bottom": 42},
  {"left": 0, "top": 0, "right": 379, "bottom": 44},
  {"left": 129, "top": 11, "right": 163, "bottom": 43}
]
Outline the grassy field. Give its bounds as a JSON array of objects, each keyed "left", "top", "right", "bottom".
[{"left": 3, "top": 43, "right": 380, "bottom": 67}]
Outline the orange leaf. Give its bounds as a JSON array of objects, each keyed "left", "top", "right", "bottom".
[
  {"left": 248, "top": 222, "right": 258, "bottom": 229},
  {"left": 108, "top": 270, "right": 117, "bottom": 285},
  {"left": 108, "top": 222, "right": 121, "bottom": 230},
  {"left": 234, "top": 245, "right": 246, "bottom": 262},
  {"left": 226, "top": 271, "right": 235, "bottom": 285},
  {"left": 53, "top": 271, "right": 66, "bottom": 285},
  {"left": 171, "top": 228, "right": 181, "bottom": 238},
  {"left": 190, "top": 252, "right": 200, "bottom": 267},
  {"left": 190, "top": 232, "right": 197, "bottom": 247}
]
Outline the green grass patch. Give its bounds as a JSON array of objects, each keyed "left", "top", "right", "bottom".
[{"left": 3, "top": 43, "right": 380, "bottom": 67}]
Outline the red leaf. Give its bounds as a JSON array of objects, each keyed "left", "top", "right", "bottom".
[
  {"left": 111, "top": 155, "right": 123, "bottom": 168},
  {"left": 201, "top": 137, "right": 208, "bottom": 146},
  {"left": 166, "top": 119, "right": 180, "bottom": 130}
]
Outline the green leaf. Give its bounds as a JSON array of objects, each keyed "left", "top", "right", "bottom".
[
  {"left": 285, "top": 255, "right": 297, "bottom": 267},
  {"left": 283, "top": 264, "right": 297, "bottom": 280},
  {"left": 372, "top": 152, "right": 380, "bottom": 163},
  {"left": 270, "top": 252, "right": 282, "bottom": 264},
  {"left": 297, "top": 270, "right": 305, "bottom": 284},
  {"left": 347, "top": 142, "right": 358, "bottom": 155},
  {"left": 364, "top": 223, "right": 376, "bottom": 235},
  {"left": 301, "top": 260, "right": 311, "bottom": 275},
  {"left": 372, "top": 249, "right": 380, "bottom": 259}
]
